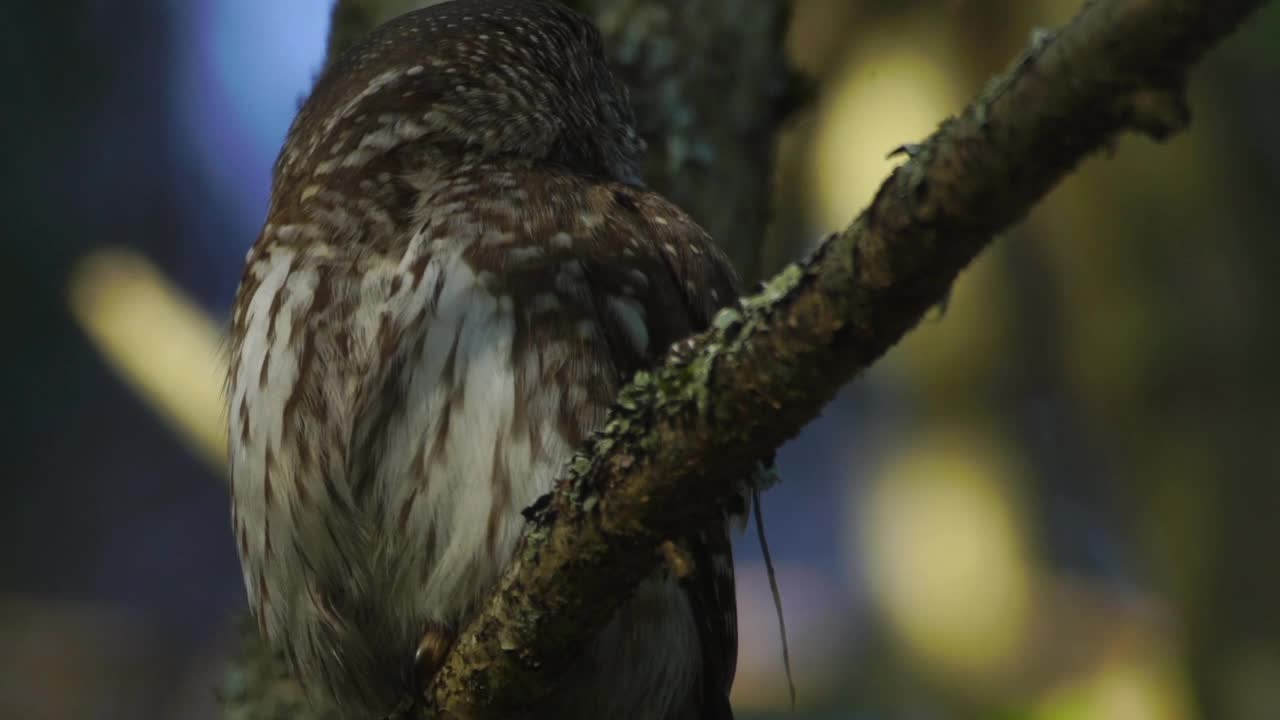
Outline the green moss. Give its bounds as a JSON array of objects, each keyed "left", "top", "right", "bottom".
[
  {"left": 744, "top": 262, "right": 805, "bottom": 311},
  {"left": 712, "top": 307, "right": 743, "bottom": 332}
]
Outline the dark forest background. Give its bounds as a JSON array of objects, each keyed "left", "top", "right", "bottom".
[{"left": 2, "top": 1, "right": 1278, "bottom": 718}]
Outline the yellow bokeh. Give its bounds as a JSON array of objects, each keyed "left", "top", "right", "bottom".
[
  {"left": 1034, "top": 650, "right": 1195, "bottom": 720},
  {"left": 810, "top": 16, "right": 966, "bottom": 232},
  {"left": 68, "top": 248, "right": 229, "bottom": 472},
  {"left": 857, "top": 427, "right": 1035, "bottom": 684}
]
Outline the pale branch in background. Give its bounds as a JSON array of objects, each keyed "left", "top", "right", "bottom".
[{"left": 221, "top": 0, "right": 1270, "bottom": 718}]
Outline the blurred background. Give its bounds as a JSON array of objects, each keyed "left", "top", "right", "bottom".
[{"left": 3, "top": 1, "right": 1277, "bottom": 718}]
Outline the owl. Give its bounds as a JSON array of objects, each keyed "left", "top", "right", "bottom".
[{"left": 227, "top": 1, "right": 742, "bottom": 717}]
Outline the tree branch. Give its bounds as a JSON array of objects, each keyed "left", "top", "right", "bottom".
[
  {"left": 563, "top": 0, "right": 793, "bottom": 283},
  {"left": 422, "top": 0, "right": 1267, "bottom": 716},
  {"left": 223, "top": 0, "right": 1269, "bottom": 717}
]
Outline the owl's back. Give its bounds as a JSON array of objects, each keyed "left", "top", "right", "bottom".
[
  {"left": 229, "top": 146, "right": 739, "bottom": 717},
  {"left": 228, "top": 1, "right": 741, "bottom": 716}
]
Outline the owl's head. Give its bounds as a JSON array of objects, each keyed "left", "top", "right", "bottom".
[{"left": 278, "top": 0, "right": 645, "bottom": 189}]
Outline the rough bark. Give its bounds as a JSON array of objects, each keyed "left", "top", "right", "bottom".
[
  {"left": 423, "top": 0, "right": 1267, "bottom": 716},
  {"left": 561, "top": 0, "right": 793, "bottom": 283},
  {"left": 224, "top": 0, "right": 1270, "bottom": 718}
]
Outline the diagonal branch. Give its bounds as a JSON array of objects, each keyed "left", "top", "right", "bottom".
[
  {"left": 420, "top": 0, "right": 1268, "bottom": 716},
  {"left": 222, "top": 0, "right": 1269, "bottom": 718}
]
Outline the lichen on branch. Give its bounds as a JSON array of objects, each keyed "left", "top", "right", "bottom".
[
  {"left": 224, "top": 0, "right": 1270, "bottom": 718},
  {"left": 422, "top": 0, "right": 1266, "bottom": 716}
]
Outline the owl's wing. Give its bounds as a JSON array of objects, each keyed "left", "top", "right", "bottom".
[
  {"left": 568, "top": 181, "right": 745, "bottom": 718},
  {"left": 228, "top": 232, "right": 420, "bottom": 713}
]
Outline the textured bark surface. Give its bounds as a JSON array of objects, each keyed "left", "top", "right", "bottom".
[
  {"left": 423, "top": 0, "right": 1268, "bottom": 716},
  {"left": 563, "top": 0, "right": 793, "bottom": 282},
  {"left": 223, "top": 0, "right": 1269, "bottom": 718}
]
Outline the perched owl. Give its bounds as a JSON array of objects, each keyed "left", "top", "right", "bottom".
[{"left": 227, "top": 1, "right": 743, "bottom": 717}]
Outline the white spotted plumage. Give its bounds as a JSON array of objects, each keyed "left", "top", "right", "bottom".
[{"left": 228, "top": 2, "right": 746, "bottom": 718}]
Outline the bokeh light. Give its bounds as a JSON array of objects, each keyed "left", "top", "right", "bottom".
[
  {"left": 857, "top": 428, "right": 1035, "bottom": 686},
  {"left": 7, "top": 0, "right": 1278, "bottom": 718}
]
